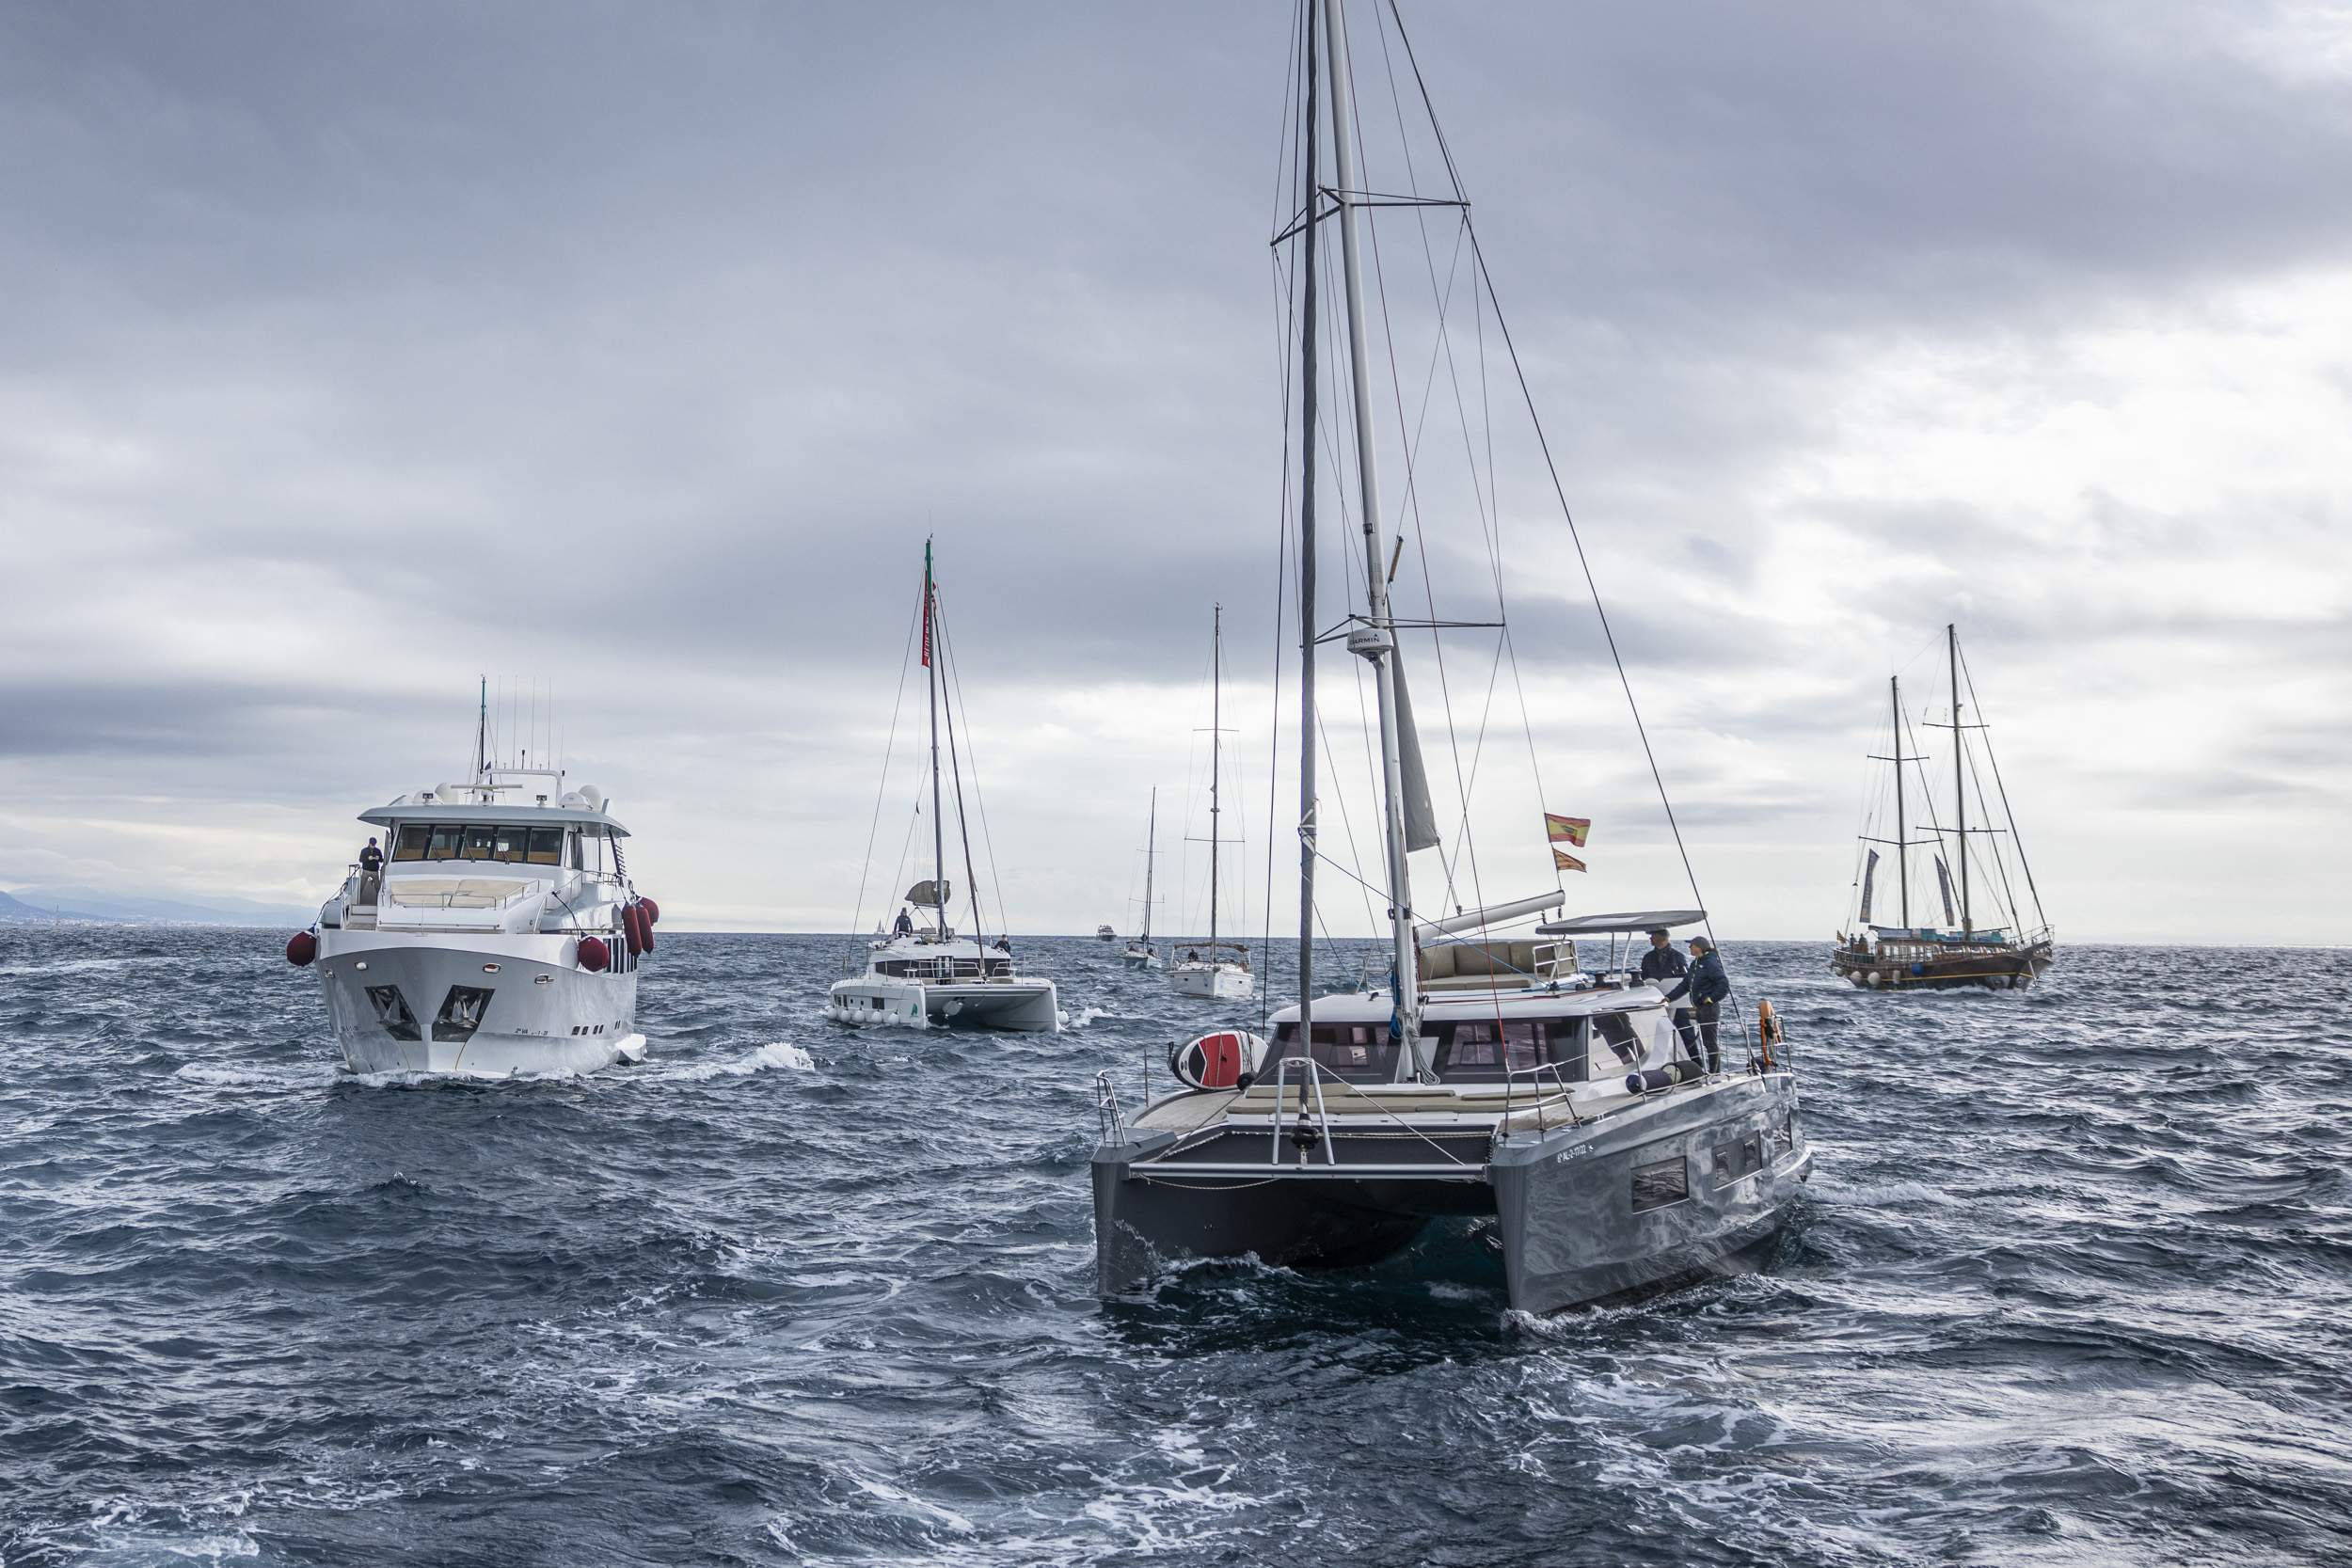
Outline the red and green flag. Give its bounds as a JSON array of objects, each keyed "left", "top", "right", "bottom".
[{"left": 1544, "top": 813, "right": 1590, "bottom": 847}]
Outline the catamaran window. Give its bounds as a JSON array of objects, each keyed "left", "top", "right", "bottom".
[
  {"left": 426, "top": 825, "right": 466, "bottom": 861},
  {"left": 1714, "top": 1137, "right": 1763, "bottom": 1185},
  {"left": 1631, "top": 1156, "right": 1689, "bottom": 1212},
  {"left": 1591, "top": 1010, "right": 1644, "bottom": 1069},
  {"left": 1434, "top": 1019, "right": 1585, "bottom": 1083},
  {"left": 390, "top": 825, "right": 432, "bottom": 862},
  {"left": 1268, "top": 1022, "right": 1399, "bottom": 1084},
  {"left": 526, "top": 828, "right": 564, "bottom": 865}
]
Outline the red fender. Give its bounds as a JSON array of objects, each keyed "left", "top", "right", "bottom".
[
  {"left": 636, "top": 901, "right": 656, "bottom": 955},
  {"left": 622, "top": 905, "right": 645, "bottom": 957},
  {"left": 577, "top": 935, "right": 611, "bottom": 973},
  {"left": 639, "top": 896, "right": 660, "bottom": 926},
  {"left": 285, "top": 929, "right": 318, "bottom": 967}
]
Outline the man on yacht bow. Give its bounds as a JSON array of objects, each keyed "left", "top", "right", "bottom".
[{"left": 1662, "top": 936, "right": 1730, "bottom": 1073}]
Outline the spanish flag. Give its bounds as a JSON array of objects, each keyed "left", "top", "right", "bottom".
[
  {"left": 1544, "top": 813, "right": 1590, "bottom": 847},
  {"left": 1553, "top": 848, "right": 1587, "bottom": 873}
]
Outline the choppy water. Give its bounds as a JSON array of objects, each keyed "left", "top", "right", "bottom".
[{"left": 2, "top": 927, "right": 2347, "bottom": 1567}]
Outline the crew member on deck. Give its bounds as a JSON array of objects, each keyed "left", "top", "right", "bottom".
[
  {"left": 357, "top": 836, "right": 385, "bottom": 904},
  {"left": 1662, "top": 935, "right": 1731, "bottom": 1073},
  {"left": 358, "top": 836, "right": 383, "bottom": 874},
  {"left": 1638, "top": 927, "right": 1692, "bottom": 1037},
  {"left": 894, "top": 908, "right": 914, "bottom": 937}
]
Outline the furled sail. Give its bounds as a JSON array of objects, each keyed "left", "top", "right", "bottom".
[
  {"left": 1390, "top": 643, "right": 1441, "bottom": 854},
  {"left": 1858, "top": 848, "right": 1880, "bottom": 925},
  {"left": 905, "top": 879, "right": 951, "bottom": 909},
  {"left": 1932, "top": 856, "right": 1957, "bottom": 928}
]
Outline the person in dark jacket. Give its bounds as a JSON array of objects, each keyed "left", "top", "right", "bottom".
[
  {"left": 1637, "top": 927, "right": 1693, "bottom": 1051},
  {"left": 358, "top": 837, "right": 384, "bottom": 873},
  {"left": 357, "top": 836, "right": 385, "bottom": 906},
  {"left": 1662, "top": 935, "right": 1731, "bottom": 1072}
]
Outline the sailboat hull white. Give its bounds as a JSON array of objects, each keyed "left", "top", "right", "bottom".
[
  {"left": 827, "top": 974, "right": 1061, "bottom": 1033},
  {"left": 1123, "top": 949, "right": 1163, "bottom": 971},
  {"left": 316, "top": 932, "right": 640, "bottom": 1078},
  {"left": 1168, "top": 963, "right": 1253, "bottom": 1001}
]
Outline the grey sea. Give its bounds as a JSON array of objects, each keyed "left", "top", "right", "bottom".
[{"left": 2, "top": 927, "right": 2347, "bottom": 1566}]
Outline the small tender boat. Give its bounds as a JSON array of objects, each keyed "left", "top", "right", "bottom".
[
  {"left": 1167, "top": 605, "right": 1252, "bottom": 1003},
  {"left": 287, "top": 685, "right": 655, "bottom": 1077},
  {"left": 828, "top": 540, "right": 1059, "bottom": 1033},
  {"left": 1833, "top": 625, "right": 2054, "bottom": 991}
]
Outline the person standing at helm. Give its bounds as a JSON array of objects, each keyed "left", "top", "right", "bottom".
[
  {"left": 1637, "top": 927, "right": 1692, "bottom": 1049},
  {"left": 1662, "top": 935, "right": 1731, "bottom": 1073}
]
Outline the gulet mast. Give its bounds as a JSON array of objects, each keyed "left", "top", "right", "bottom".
[
  {"left": 1950, "top": 623, "right": 1970, "bottom": 937},
  {"left": 927, "top": 539, "right": 946, "bottom": 940},
  {"left": 1892, "top": 675, "right": 1909, "bottom": 928}
]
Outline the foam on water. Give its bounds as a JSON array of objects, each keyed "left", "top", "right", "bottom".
[{"left": 1, "top": 925, "right": 2346, "bottom": 1568}]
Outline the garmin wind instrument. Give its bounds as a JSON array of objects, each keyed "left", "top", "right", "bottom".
[
  {"left": 1088, "top": 0, "right": 1810, "bottom": 1313},
  {"left": 828, "top": 540, "right": 1060, "bottom": 1032},
  {"left": 1835, "top": 625, "right": 2055, "bottom": 990},
  {"left": 284, "top": 678, "right": 658, "bottom": 1077}
]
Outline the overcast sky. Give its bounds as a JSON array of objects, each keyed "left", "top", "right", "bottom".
[{"left": 3, "top": 0, "right": 2347, "bottom": 945}]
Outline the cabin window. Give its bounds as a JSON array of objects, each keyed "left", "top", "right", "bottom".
[
  {"left": 1631, "top": 1156, "right": 1688, "bottom": 1212},
  {"left": 1591, "top": 1010, "right": 1643, "bottom": 1069},
  {"left": 461, "top": 824, "right": 497, "bottom": 859},
  {"left": 390, "top": 825, "right": 432, "bottom": 862},
  {"left": 1435, "top": 1018, "right": 1586, "bottom": 1083},
  {"left": 1269, "top": 1022, "right": 1400, "bottom": 1084},
  {"left": 1714, "top": 1137, "right": 1763, "bottom": 1185},
  {"left": 1772, "top": 1117, "right": 1795, "bottom": 1160},
  {"left": 526, "top": 828, "right": 564, "bottom": 865},
  {"left": 425, "top": 825, "right": 465, "bottom": 861},
  {"left": 568, "top": 831, "right": 582, "bottom": 871},
  {"left": 485, "top": 825, "right": 529, "bottom": 863}
]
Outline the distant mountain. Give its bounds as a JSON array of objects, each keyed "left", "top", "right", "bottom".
[
  {"left": 1, "top": 886, "right": 313, "bottom": 927},
  {"left": 0, "top": 890, "right": 110, "bottom": 923}
]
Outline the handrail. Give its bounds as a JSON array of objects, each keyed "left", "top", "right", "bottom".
[
  {"left": 1265, "top": 1055, "right": 1339, "bottom": 1166},
  {"left": 1092, "top": 1070, "right": 1126, "bottom": 1143},
  {"left": 1500, "top": 1059, "right": 1582, "bottom": 1134}
]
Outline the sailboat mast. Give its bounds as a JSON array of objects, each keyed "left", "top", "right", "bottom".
[
  {"left": 1319, "top": 0, "right": 1419, "bottom": 1055},
  {"left": 1142, "top": 788, "right": 1157, "bottom": 944},
  {"left": 928, "top": 539, "right": 946, "bottom": 938},
  {"left": 1295, "top": 0, "right": 1321, "bottom": 1039},
  {"left": 1950, "top": 622, "right": 1970, "bottom": 936},
  {"left": 1208, "top": 605, "right": 1222, "bottom": 955},
  {"left": 474, "top": 674, "right": 488, "bottom": 790},
  {"left": 1892, "top": 675, "right": 1909, "bottom": 928}
]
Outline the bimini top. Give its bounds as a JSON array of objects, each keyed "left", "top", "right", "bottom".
[{"left": 1534, "top": 909, "right": 1706, "bottom": 936}]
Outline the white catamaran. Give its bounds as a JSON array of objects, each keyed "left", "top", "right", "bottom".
[
  {"left": 287, "top": 684, "right": 656, "bottom": 1077},
  {"left": 1167, "top": 606, "right": 1253, "bottom": 1002},
  {"left": 1089, "top": 0, "right": 1810, "bottom": 1313},
  {"left": 828, "top": 541, "right": 1060, "bottom": 1033}
]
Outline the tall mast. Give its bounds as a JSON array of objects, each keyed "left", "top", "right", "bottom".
[
  {"left": 474, "top": 674, "right": 488, "bottom": 790},
  {"left": 1319, "top": 0, "right": 1419, "bottom": 1063},
  {"left": 1295, "top": 0, "right": 1322, "bottom": 1041},
  {"left": 1950, "top": 622, "right": 1970, "bottom": 936},
  {"left": 927, "top": 539, "right": 946, "bottom": 939},
  {"left": 1142, "top": 788, "right": 1157, "bottom": 944},
  {"left": 1892, "top": 675, "right": 1909, "bottom": 928},
  {"left": 1208, "top": 604, "right": 1222, "bottom": 956}
]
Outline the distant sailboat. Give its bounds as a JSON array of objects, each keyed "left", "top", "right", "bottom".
[
  {"left": 1124, "top": 789, "right": 1163, "bottom": 970},
  {"left": 1834, "top": 625, "right": 2054, "bottom": 990},
  {"left": 1167, "top": 606, "right": 1253, "bottom": 1002}
]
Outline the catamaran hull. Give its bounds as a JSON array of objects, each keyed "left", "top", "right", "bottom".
[
  {"left": 1832, "top": 940, "right": 2054, "bottom": 991},
  {"left": 315, "top": 933, "right": 640, "bottom": 1078},
  {"left": 827, "top": 976, "right": 1061, "bottom": 1033},
  {"left": 1093, "top": 1074, "right": 1809, "bottom": 1313},
  {"left": 1168, "top": 966, "right": 1253, "bottom": 1001}
]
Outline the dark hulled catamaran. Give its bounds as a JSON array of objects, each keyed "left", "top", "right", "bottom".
[{"left": 1833, "top": 626, "right": 2054, "bottom": 991}]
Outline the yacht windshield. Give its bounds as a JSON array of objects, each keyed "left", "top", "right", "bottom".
[
  {"left": 383, "top": 822, "right": 571, "bottom": 868},
  {"left": 1434, "top": 1017, "right": 1588, "bottom": 1083}
]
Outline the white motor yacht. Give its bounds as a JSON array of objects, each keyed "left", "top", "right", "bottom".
[{"left": 288, "top": 703, "right": 654, "bottom": 1077}]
